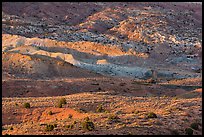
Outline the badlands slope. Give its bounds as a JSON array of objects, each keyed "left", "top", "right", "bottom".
[{"left": 2, "top": 2, "right": 202, "bottom": 135}]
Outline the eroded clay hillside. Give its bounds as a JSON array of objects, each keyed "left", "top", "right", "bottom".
[{"left": 2, "top": 2, "right": 202, "bottom": 80}]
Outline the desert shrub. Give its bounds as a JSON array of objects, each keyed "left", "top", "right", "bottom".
[
  {"left": 185, "top": 128, "right": 193, "bottom": 135},
  {"left": 77, "top": 108, "right": 87, "bottom": 113},
  {"left": 105, "top": 110, "right": 110, "bottom": 113},
  {"left": 23, "top": 103, "right": 30, "bottom": 108},
  {"left": 132, "top": 110, "right": 140, "bottom": 114},
  {"left": 68, "top": 114, "right": 73, "bottom": 119},
  {"left": 59, "top": 98, "right": 67, "bottom": 105},
  {"left": 170, "top": 129, "right": 179, "bottom": 135},
  {"left": 81, "top": 117, "right": 95, "bottom": 131},
  {"left": 2, "top": 127, "right": 7, "bottom": 131},
  {"left": 15, "top": 103, "right": 18, "bottom": 106},
  {"left": 147, "top": 112, "right": 157, "bottom": 118},
  {"left": 73, "top": 121, "right": 77, "bottom": 124},
  {"left": 108, "top": 114, "right": 120, "bottom": 122},
  {"left": 65, "top": 124, "right": 74, "bottom": 129},
  {"left": 96, "top": 104, "right": 105, "bottom": 113},
  {"left": 172, "top": 97, "right": 178, "bottom": 100},
  {"left": 190, "top": 122, "right": 199, "bottom": 130},
  {"left": 45, "top": 124, "right": 54, "bottom": 131},
  {"left": 53, "top": 124, "right": 57, "bottom": 128},
  {"left": 16, "top": 39, "right": 25, "bottom": 47},
  {"left": 48, "top": 111, "right": 53, "bottom": 115},
  {"left": 57, "top": 102, "right": 62, "bottom": 108},
  {"left": 84, "top": 117, "right": 90, "bottom": 121}
]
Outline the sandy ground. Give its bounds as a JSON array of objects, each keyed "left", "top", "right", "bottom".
[{"left": 2, "top": 91, "right": 202, "bottom": 135}]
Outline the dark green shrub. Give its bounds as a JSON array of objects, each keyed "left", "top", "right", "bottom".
[
  {"left": 45, "top": 124, "right": 54, "bottom": 131},
  {"left": 147, "top": 112, "right": 157, "bottom": 118},
  {"left": 185, "top": 128, "right": 193, "bottom": 135},
  {"left": 190, "top": 122, "right": 199, "bottom": 130},
  {"left": 23, "top": 103, "right": 30, "bottom": 108},
  {"left": 81, "top": 118, "right": 95, "bottom": 131},
  {"left": 48, "top": 111, "right": 53, "bottom": 115}
]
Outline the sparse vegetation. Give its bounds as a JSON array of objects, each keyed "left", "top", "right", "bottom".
[
  {"left": 81, "top": 117, "right": 95, "bottom": 131},
  {"left": 185, "top": 128, "right": 193, "bottom": 135},
  {"left": 45, "top": 124, "right": 54, "bottom": 131},
  {"left": 23, "top": 102, "right": 30, "bottom": 108}
]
